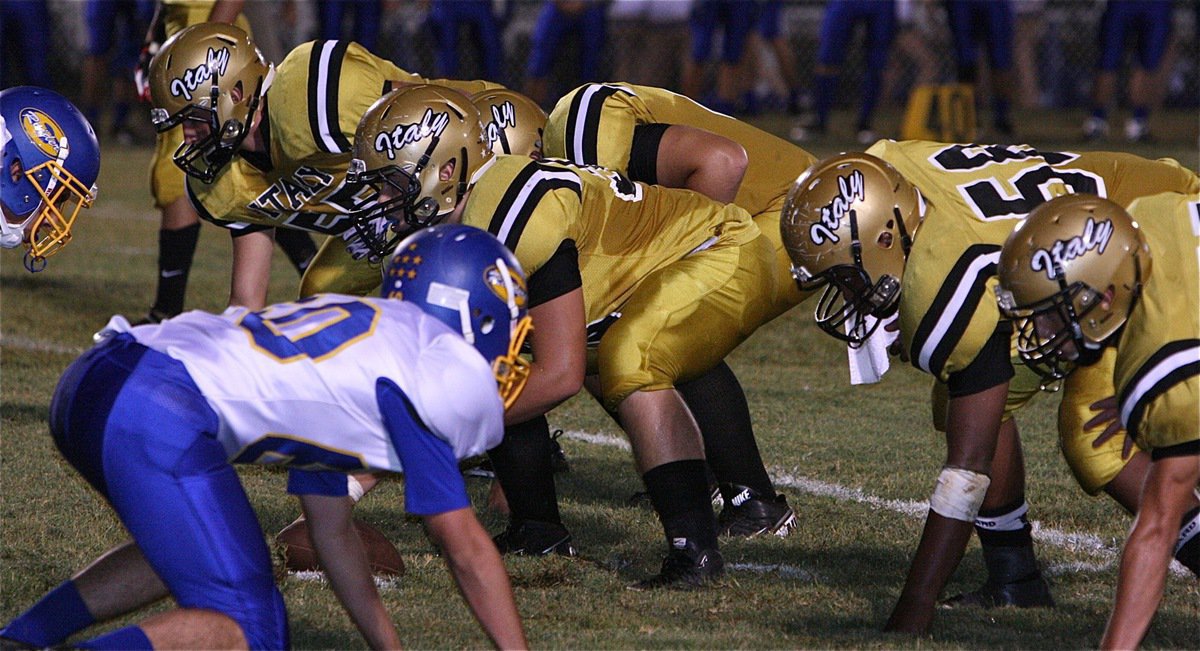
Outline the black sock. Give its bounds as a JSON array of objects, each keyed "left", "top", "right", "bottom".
[
  {"left": 678, "top": 361, "right": 775, "bottom": 499},
  {"left": 151, "top": 224, "right": 200, "bottom": 317},
  {"left": 487, "top": 415, "right": 561, "bottom": 525},
  {"left": 975, "top": 499, "right": 1040, "bottom": 583},
  {"left": 643, "top": 459, "right": 718, "bottom": 551},
  {"left": 1174, "top": 506, "right": 1200, "bottom": 577},
  {"left": 275, "top": 228, "right": 318, "bottom": 275}
]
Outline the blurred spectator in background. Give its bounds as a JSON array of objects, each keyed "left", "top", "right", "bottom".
[
  {"left": 83, "top": 0, "right": 153, "bottom": 145},
  {"left": 944, "top": 0, "right": 1015, "bottom": 137},
  {"left": 792, "top": 0, "right": 896, "bottom": 144},
  {"left": 1083, "top": 0, "right": 1173, "bottom": 143},
  {"left": 682, "top": 0, "right": 756, "bottom": 114},
  {"left": 319, "top": 0, "right": 382, "bottom": 51},
  {"left": 743, "top": 0, "right": 802, "bottom": 115},
  {"left": 1012, "top": 0, "right": 1045, "bottom": 109},
  {"left": 883, "top": 0, "right": 938, "bottom": 107},
  {"left": 523, "top": 0, "right": 607, "bottom": 107},
  {"left": 428, "top": 0, "right": 506, "bottom": 83},
  {"left": 608, "top": 0, "right": 691, "bottom": 91},
  {"left": 0, "top": 0, "right": 53, "bottom": 88}
]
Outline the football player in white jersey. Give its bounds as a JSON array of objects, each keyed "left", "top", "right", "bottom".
[{"left": 0, "top": 225, "right": 531, "bottom": 650}]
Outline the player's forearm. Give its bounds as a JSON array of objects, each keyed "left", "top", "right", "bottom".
[
  {"left": 1100, "top": 510, "right": 1179, "bottom": 648},
  {"left": 303, "top": 496, "right": 401, "bottom": 650},
  {"left": 429, "top": 511, "right": 528, "bottom": 650},
  {"left": 228, "top": 230, "right": 276, "bottom": 309},
  {"left": 503, "top": 364, "right": 581, "bottom": 424},
  {"left": 884, "top": 512, "right": 974, "bottom": 635},
  {"left": 207, "top": 0, "right": 246, "bottom": 24}
]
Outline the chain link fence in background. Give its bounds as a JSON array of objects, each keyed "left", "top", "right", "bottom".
[{"left": 15, "top": 1, "right": 1199, "bottom": 125}]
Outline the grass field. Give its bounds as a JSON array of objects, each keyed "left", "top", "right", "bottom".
[{"left": 2, "top": 108, "right": 1198, "bottom": 648}]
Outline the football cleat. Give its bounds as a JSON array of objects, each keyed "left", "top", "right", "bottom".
[
  {"left": 492, "top": 519, "right": 577, "bottom": 557},
  {"left": 940, "top": 573, "right": 1055, "bottom": 610},
  {"left": 717, "top": 485, "right": 797, "bottom": 538},
  {"left": 628, "top": 538, "right": 724, "bottom": 591}
]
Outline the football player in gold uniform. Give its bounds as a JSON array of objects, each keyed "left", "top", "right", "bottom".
[
  {"left": 781, "top": 142, "right": 1200, "bottom": 634},
  {"left": 473, "top": 88, "right": 547, "bottom": 159},
  {"left": 147, "top": 23, "right": 500, "bottom": 310},
  {"left": 136, "top": 1, "right": 317, "bottom": 324},
  {"left": 543, "top": 81, "right": 817, "bottom": 529},
  {"left": 996, "top": 193, "right": 1200, "bottom": 649},
  {"left": 352, "top": 86, "right": 782, "bottom": 587}
]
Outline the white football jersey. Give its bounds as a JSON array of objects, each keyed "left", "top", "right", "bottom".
[{"left": 126, "top": 294, "right": 503, "bottom": 472}]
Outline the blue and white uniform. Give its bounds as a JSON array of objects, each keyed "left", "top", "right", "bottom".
[{"left": 49, "top": 294, "right": 503, "bottom": 649}]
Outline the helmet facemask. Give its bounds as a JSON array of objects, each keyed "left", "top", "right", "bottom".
[
  {"left": 808, "top": 262, "right": 903, "bottom": 346},
  {"left": 21, "top": 158, "right": 98, "bottom": 269},
  {"left": 152, "top": 77, "right": 266, "bottom": 183},
  {"left": 1000, "top": 272, "right": 1126, "bottom": 391}
]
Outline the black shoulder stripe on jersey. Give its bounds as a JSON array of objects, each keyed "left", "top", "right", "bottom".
[
  {"left": 307, "top": 40, "right": 354, "bottom": 154},
  {"left": 486, "top": 162, "right": 582, "bottom": 252},
  {"left": 564, "top": 84, "right": 627, "bottom": 166},
  {"left": 909, "top": 244, "right": 1002, "bottom": 377},
  {"left": 1119, "top": 339, "right": 1200, "bottom": 439},
  {"left": 185, "top": 179, "right": 272, "bottom": 235},
  {"left": 528, "top": 239, "right": 581, "bottom": 308}
]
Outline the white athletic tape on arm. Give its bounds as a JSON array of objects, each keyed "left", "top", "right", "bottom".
[
  {"left": 929, "top": 467, "right": 990, "bottom": 522},
  {"left": 347, "top": 474, "right": 366, "bottom": 503}
]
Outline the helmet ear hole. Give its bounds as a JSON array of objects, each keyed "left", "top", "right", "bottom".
[
  {"left": 231, "top": 81, "right": 244, "bottom": 103},
  {"left": 480, "top": 315, "right": 496, "bottom": 335},
  {"left": 877, "top": 231, "right": 893, "bottom": 249}
]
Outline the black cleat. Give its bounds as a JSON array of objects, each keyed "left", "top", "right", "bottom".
[
  {"left": 492, "top": 520, "right": 577, "bottom": 557},
  {"left": 940, "top": 573, "right": 1055, "bottom": 609},
  {"left": 717, "top": 485, "right": 796, "bottom": 538},
  {"left": 628, "top": 538, "right": 724, "bottom": 591}
]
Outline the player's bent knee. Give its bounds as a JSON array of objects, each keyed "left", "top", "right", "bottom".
[{"left": 929, "top": 467, "right": 991, "bottom": 522}]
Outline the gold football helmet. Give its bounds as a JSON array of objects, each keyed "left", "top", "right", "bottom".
[
  {"left": 348, "top": 84, "right": 492, "bottom": 259},
  {"left": 148, "top": 23, "right": 273, "bottom": 182},
  {"left": 470, "top": 89, "right": 547, "bottom": 158},
  {"left": 997, "top": 193, "right": 1151, "bottom": 386},
  {"left": 780, "top": 152, "right": 922, "bottom": 346}
]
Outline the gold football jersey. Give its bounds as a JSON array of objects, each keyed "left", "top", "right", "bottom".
[
  {"left": 876, "top": 139, "right": 1200, "bottom": 382},
  {"left": 545, "top": 82, "right": 817, "bottom": 218},
  {"left": 1115, "top": 192, "right": 1200, "bottom": 452},
  {"left": 460, "top": 155, "right": 758, "bottom": 327},
  {"left": 187, "top": 40, "right": 501, "bottom": 234},
  {"left": 544, "top": 82, "right": 818, "bottom": 318}
]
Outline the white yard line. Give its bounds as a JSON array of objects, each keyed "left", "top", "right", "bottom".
[
  {"left": 558, "top": 429, "right": 1188, "bottom": 578},
  {"left": 0, "top": 336, "right": 86, "bottom": 356}
]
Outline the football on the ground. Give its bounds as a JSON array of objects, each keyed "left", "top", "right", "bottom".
[{"left": 276, "top": 517, "right": 406, "bottom": 576}]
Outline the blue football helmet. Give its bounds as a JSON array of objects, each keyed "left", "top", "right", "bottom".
[
  {"left": 1, "top": 86, "right": 100, "bottom": 271},
  {"left": 383, "top": 224, "right": 533, "bottom": 408}
]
